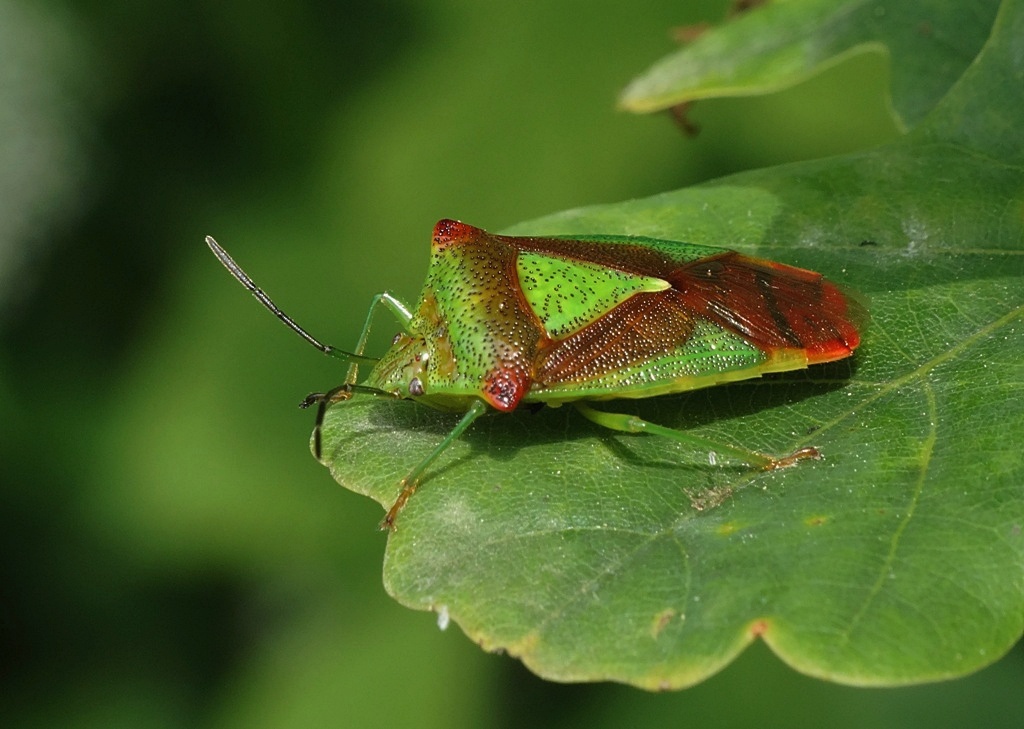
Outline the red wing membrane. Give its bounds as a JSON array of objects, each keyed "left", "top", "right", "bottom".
[{"left": 671, "top": 252, "right": 863, "bottom": 364}]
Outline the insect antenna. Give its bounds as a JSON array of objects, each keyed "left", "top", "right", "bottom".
[
  {"left": 206, "top": 236, "right": 378, "bottom": 366},
  {"left": 300, "top": 383, "right": 400, "bottom": 460}
]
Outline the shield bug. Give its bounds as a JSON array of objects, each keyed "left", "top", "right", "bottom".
[{"left": 207, "top": 219, "right": 863, "bottom": 529}]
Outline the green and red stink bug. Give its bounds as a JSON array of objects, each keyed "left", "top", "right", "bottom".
[{"left": 207, "top": 219, "right": 863, "bottom": 529}]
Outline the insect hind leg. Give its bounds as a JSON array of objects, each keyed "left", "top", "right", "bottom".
[{"left": 572, "top": 402, "right": 819, "bottom": 470}]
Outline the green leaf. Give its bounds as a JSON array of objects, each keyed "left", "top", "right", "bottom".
[
  {"left": 618, "top": 0, "right": 1001, "bottom": 131},
  {"left": 319, "top": 0, "right": 1024, "bottom": 688}
]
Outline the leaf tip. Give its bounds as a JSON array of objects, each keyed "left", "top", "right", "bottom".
[{"left": 748, "top": 618, "right": 771, "bottom": 639}]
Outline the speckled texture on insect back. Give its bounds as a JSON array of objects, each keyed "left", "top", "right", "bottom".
[{"left": 364, "top": 219, "right": 862, "bottom": 413}]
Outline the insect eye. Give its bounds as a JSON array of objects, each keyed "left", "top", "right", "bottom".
[
  {"left": 409, "top": 377, "right": 425, "bottom": 397},
  {"left": 392, "top": 332, "right": 403, "bottom": 345}
]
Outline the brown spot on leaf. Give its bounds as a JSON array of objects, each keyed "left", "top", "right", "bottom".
[
  {"left": 651, "top": 608, "right": 676, "bottom": 639},
  {"left": 749, "top": 618, "right": 770, "bottom": 638}
]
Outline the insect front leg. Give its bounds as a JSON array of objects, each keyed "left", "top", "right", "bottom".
[
  {"left": 381, "top": 399, "right": 489, "bottom": 531},
  {"left": 343, "top": 292, "right": 414, "bottom": 386},
  {"left": 301, "top": 292, "right": 414, "bottom": 459},
  {"left": 572, "top": 402, "right": 820, "bottom": 470},
  {"left": 301, "top": 382, "right": 403, "bottom": 460}
]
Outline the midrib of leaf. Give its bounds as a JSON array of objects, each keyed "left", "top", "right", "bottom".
[
  {"left": 508, "top": 525, "right": 698, "bottom": 668},
  {"left": 828, "top": 302, "right": 1023, "bottom": 640},
  {"left": 839, "top": 382, "right": 937, "bottom": 643},
  {"left": 852, "top": 303, "right": 1023, "bottom": 405}
]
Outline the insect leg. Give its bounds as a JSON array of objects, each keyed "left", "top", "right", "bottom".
[
  {"left": 343, "top": 292, "right": 414, "bottom": 386},
  {"left": 572, "top": 402, "right": 820, "bottom": 470},
  {"left": 301, "top": 382, "right": 401, "bottom": 461},
  {"left": 381, "top": 399, "right": 489, "bottom": 531},
  {"left": 303, "top": 292, "right": 414, "bottom": 459}
]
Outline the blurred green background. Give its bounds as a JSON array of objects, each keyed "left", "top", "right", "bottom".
[{"left": 2, "top": 0, "right": 1021, "bottom": 727}]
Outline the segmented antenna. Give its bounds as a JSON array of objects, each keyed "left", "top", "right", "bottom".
[
  {"left": 205, "top": 236, "right": 378, "bottom": 365},
  {"left": 206, "top": 235, "right": 402, "bottom": 461}
]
